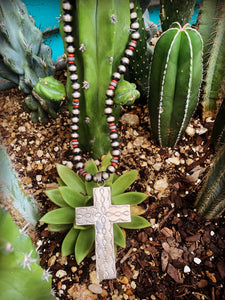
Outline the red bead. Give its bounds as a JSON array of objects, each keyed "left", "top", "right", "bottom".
[
  {"left": 109, "top": 122, "right": 115, "bottom": 127},
  {"left": 72, "top": 144, "right": 78, "bottom": 148},
  {"left": 109, "top": 85, "right": 115, "bottom": 90},
  {"left": 72, "top": 139, "right": 78, "bottom": 142},
  {"left": 129, "top": 46, "right": 134, "bottom": 51},
  {"left": 68, "top": 60, "right": 74, "bottom": 64},
  {"left": 110, "top": 128, "right": 117, "bottom": 132},
  {"left": 73, "top": 98, "right": 79, "bottom": 102},
  {"left": 111, "top": 162, "right": 117, "bottom": 167},
  {"left": 68, "top": 53, "right": 75, "bottom": 57},
  {"left": 73, "top": 105, "right": 79, "bottom": 109},
  {"left": 112, "top": 79, "right": 117, "bottom": 84},
  {"left": 131, "top": 40, "right": 137, "bottom": 44},
  {"left": 113, "top": 156, "right": 118, "bottom": 161}
]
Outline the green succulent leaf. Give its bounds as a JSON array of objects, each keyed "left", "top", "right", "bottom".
[
  {"left": 40, "top": 207, "right": 74, "bottom": 224},
  {"left": 114, "top": 224, "right": 126, "bottom": 248},
  {"left": 112, "top": 192, "right": 147, "bottom": 205},
  {"left": 56, "top": 164, "right": 86, "bottom": 194},
  {"left": 75, "top": 227, "right": 95, "bottom": 264},
  {"left": 48, "top": 224, "right": 72, "bottom": 232},
  {"left": 99, "top": 153, "right": 112, "bottom": 171},
  {"left": 57, "top": 177, "right": 66, "bottom": 186},
  {"left": 59, "top": 186, "right": 89, "bottom": 207},
  {"left": 119, "top": 214, "right": 151, "bottom": 229},
  {"left": 85, "top": 159, "right": 98, "bottom": 174},
  {"left": 61, "top": 227, "right": 79, "bottom": 257},
  {"left": 45, "top": 189, "right": 68, "bottom": 207},
  {"left": 111, "top": 170, "right": 138, "bottom": 196},
  {"left": 74, "top": 224, "right": 92, "bottom": 230}
]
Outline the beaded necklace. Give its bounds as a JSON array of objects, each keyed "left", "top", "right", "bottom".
[{"left": 62, "top": 1, "right": 140, "bottom": 280}]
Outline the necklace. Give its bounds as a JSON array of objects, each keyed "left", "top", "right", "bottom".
[{"left": 62, "top": 0, "right": 140, "bottom": 280}]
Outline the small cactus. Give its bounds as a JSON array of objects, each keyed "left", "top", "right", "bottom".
[
  {"left": 148, "top": 22, "right": 203, "bottom": 148},
  {"left": 0, "top": 209, "right": 55, "bottom": 299},
  {"left": 198, "top": 0, "right": 225, "bottom": 119},
  {"left": 160, "top": 0, "right": 196, "bottom": 32},
  {"left": 195, "top": 143, "right": 225, "bottom": 219}
]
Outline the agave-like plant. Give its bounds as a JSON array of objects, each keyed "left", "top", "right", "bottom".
[{"left": 40, "top": 154, "right": 150, "bottom": 263}]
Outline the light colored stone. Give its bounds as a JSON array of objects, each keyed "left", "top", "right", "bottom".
[
  {"left": 133, "top": 136, "right": 145, "bottom": 147},
  {"left": 37, "top": 149, "right": 43, "bottom": 157},
  {"left": 196, "top": 127, "right": 208, "bottom": 135},
  {"left": 153, "top": 163, "right": 161, "bottom": 171},
  {"left": 121, "top": 113, "right": 139, "bottom": 126},
  {"left": 55, "top": 269, "right": 67, "bottom": 278},
  {"left": 166, "top": 157, "right": 180, "bottom": 165},
  {"left": 184, "top": 265, "right": 191, "bottom": 273},
  {"left": 88, "top": 283, "right": 103, "bottom": 295},
  {"left": 194, "top": 257, "right": 202, "bottom": 264},
  {"left": 185, "top": 126, "right": 195, "bottom": 137},
  {"left": 154, "top": 177, "right": 168, "bottom": 193}
]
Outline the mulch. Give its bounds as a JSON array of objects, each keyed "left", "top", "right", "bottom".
[{"left": 0, "top": 75, "right": 225, "bottom": 299}]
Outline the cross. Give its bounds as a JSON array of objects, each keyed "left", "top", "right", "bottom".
[{"left": 75, "top": 186, "right": 131, "bottom": 280}]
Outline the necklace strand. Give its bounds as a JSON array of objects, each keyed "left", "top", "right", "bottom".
[{"left": 62, "top": 1, "right": 140, "bottom": 183}]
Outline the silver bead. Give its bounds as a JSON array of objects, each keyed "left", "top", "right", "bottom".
[
  {"left": 125, "top": 49, "right": 133, "bottom": 57},
  {"left": 72, "top": 109, "right": 80, "bottom": 115},
  {"left": 67, "top": 45, "right": 75, "bottom": 53},
  {"left": 102, "top": 172, "right": 110, "bottom": 180},
  {"left": 112, "top": 149, "right": 120, "bottom": 156},
  {"left": 72, "top": 116, "right": 79, "bottom": 123},
  {"left": 71, "top": 132, "right": 79, "bottom": 138},
  {"left": 85, "top": 173, "right": 93, "bottom": 182},
  {"left": 70, "top": 74, "right": 78, "bottom": 81},
  {"left": 121, "top": 57, "right": 129, "bottom": 65},
  {"left": 110, "top": 132, "right": 118, "bottom": 139},
  {"left": 131, "top": 31, "right": 140, "bottom": 40},
  {"left": 105, "top": 98, "right": 114, "bottom": 106},
  {"left": 62, "top": 2, "right": 72, "bottom": 10},
  {"left": 74, "top": 155, "right": 82, "bottom": 162},
  {"left": 130, "top": 12, "right": 137, "bottom": 20},
  {"left": 106, "top": 89, "right": 114, "bottom": 97},
  {"left": 73, "top": 147, "right": 81, "bottom": 154},
  {"left": 118, "top": 65, "right": 126, "bottom": 73},
  {"left": 72, "top": 82, "right": 80, "bottom": 90},
  {"left": 93, "top": 172, "right": 103, "bottom": 183},
  {"left": 63, "top": 25, "right": 72, "bottom": 33},
  {"left": 104, "top": 107, "right": 113, "bottom": 114},
  {"left": 129, "top": 2, "right": 135, "bottom": 10},
  {"left": 131, "top": 21, "right": 139, "bottom": 30},
  {"left": 107, "top": 116, "right": 115, "bottom": 123},
  {"left": 65, "top": 35, "right": 74, "bottom": 43},
  {"left": 112, "top": 72, "right": 121, "bottom": 80},
  {"left": 107, "top": 165, "right": 115, "bottom": 173},
  {"left": 111, "top": 141, "right": 119, "bottom": 148},
  {"left": 72, "top": 91, "right": 81, "bottom": 98},
  {"left": 68, "top": 65, "right": 77, "bottom": 72},
  {"left": 71, "top": 124, "right": 79, "bottom": 131},
  {"left": 63, "top": 14, "right": 73, "bottom": 22},
  {"left": 76, "top": 162, "right": 84, "bottom": 169}
]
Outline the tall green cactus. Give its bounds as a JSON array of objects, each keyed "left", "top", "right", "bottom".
[
  {"left": 160, "top": 0, "right": 196, "bottom": 32},
  {"left": 0, "top": 209, "right": 55, "bottom": 299},
  {"left": 60, "top": 0, "right": 131, "bottom": 159},
  {"left": 195, "top": 143, "right": 225, "bottom": 219},
  {"left": 148, "top": 22, "right": 203, "bottom": 148},
  {"left": 198, "top": 0, "right": 225, "bottom": 119}
]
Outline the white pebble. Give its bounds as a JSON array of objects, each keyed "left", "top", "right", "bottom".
[
  {"left": 36, "top": 175, "right": 42, "bottom": 182},
  {"left": 193, "top": 257, "right": 201, "bottom": 264},
  {"left": 184, "top": 265, "right": 191, "bottom": 273},
  {"left": 55, "top": 270, "right": 67, "bottom": 278},
  {"left": 210, "top": 230, "right": 215, "bottom": 236}
]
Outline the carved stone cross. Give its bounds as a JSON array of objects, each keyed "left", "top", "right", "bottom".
[{"left": 76, "top": 186, "right": 131, "bottom": 280}]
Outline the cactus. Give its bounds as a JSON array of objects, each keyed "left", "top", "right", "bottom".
[
  {"left": 148, "top": 22, "right": 203, "bottom": 148},
  {"left": 195, "top": 143, "right": 225, "bottom": 219},
  {"left": 198, "top": 0, "right": 225, "bottom": 119},
  {"left": 160, "top": 0, "right": 196, "bottom": 32},
  {"left": 0, "top": 0, "right": 66, "bottom": 122},
  {"left": 0, "top": 209, "right": 55, "bottom": 299},
  {"left": 60, "top": 0, "right": 133, "bottom": 159},
  {"left": 40, "top": 154, "right": 150, "bottom": 264},
  {"left": 211, "top": 98, "right": 225, "bottom": 147},
  {"left": 114, "top": 79, "right": 140, "bottom": 106}
]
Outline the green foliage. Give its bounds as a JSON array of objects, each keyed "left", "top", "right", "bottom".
[
  {"left": 114, "top": 80, "right": 140, "bottom": 106},
  {"left": 0, "top": 209, "right": 54, "bottom": 300},
  {"left": 198, "top": 0, "right": 225, "bottom": 119},
  {"left": 195, "top": 143, "right": 225, "bottom": 219},
  {"left": 148, "top": 22, "right": 203, "bottom": 148},
  {"left": 160, "top": 0, "right": 196, "bottom": 32},
  {"left": 60, "top": 0, "right": 132, "bottom": 159},
  {"left": 40, "top": 154, "right": 150, "bottom": 264}
]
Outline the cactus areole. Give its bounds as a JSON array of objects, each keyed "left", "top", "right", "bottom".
[
  {"left": 62, "top": 1, "right": 140, "bottom": 280},
  {"left": 148, "top": 22, "right": 203, "bottom": 148}
]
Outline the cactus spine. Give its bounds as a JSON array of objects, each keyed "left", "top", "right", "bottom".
[
  {"left": 198, "top": 0, "right": 225, "bottom": 119},
  {"left": 148, "top": 22, "right": 203, "bottom": 148},
  {"left": 60, "top": 0, "right": 131, "bottom": 159},
  {"left": 160, "top": 0, "right": 196, "bottom": 32},
  {"left": 195, "top": 143, "right": 225, "bottom": 219}
]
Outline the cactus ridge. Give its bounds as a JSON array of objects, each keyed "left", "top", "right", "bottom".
[{"left": 149, "top": 22, "right": 203, "bottom": 148}]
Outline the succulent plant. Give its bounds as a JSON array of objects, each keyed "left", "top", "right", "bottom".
[
  {"left": 59, "top": 0, "right": 134, "bottom": 158},
  {"left": 0, "top": 0, "right": 66, "bottom": 122},
  {"left": 40, "top": 154, "right": 150, "bottom": 264},
  {"left": 160, "top": 0, "right": 196, "bottom": 32},
  {"left": 198, "top": 0, "right": 225, "bottom": 119},
  {"left": 0, "top": 208, "right": 55, "bottom": 299},
  {"left": 195, "top": 143, "right": 225, "bottom": 219},
  {"left": 148, "top": 22, "right": 203, "bottom": 148},
  {"left": 114, "top": 79, "right": 140, "bottom": 106}
]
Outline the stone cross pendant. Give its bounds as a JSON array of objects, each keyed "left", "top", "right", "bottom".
[{"left": 75, "top": 186, "right": 131, "bottom": 280}]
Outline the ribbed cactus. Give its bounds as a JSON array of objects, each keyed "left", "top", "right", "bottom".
[
  {"left": 60, "top": 0, "right": 132, "bottom": 158},
  {"left": 148, "top": 22, "right": 203, "bottom": 148},
  {"left": 195, "top": 143, "right": 225, "bottom": 219},
  {"left": 198, "top": 0, "right": 225, "bottom": 119},
  {"left": 0, "top": 0, "right": 66, "bottom": 122},
  {"left": 0, "top": 209, "right": 55, "bottom": 299},
  {"left": 160, "top": 0, "right": 196, "bottom": 32}
]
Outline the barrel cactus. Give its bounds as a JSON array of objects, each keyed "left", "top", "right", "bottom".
[
  {"left": 60, "top": 0, "right": 136, "bottom": 159},
  {"left": 148, "top": 22, "right": 203, "bottom": 148},
  {"left": 195, "top": 143, "right": 225, "bottom": 219}
]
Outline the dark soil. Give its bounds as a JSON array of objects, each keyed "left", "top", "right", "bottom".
[{"left": 0, "top": 75, "right": 225, "bottom": 300}]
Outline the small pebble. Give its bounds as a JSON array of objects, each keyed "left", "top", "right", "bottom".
[
  {"left": 55, "top": 269, "right": 67, "bottom": 278},
  {"left": 184, "top": 265, "right": 191, "bottom": 273},
  {"left": 194, "top": 257, "right": 202, "bottom": 264},
  {"left": 88, "top": 283, "right": 103, "bottom": 294}
]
